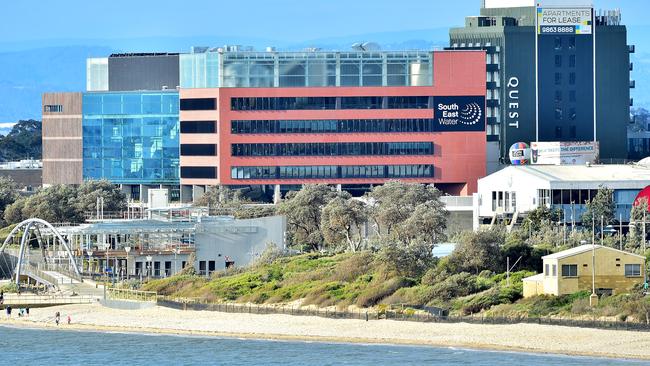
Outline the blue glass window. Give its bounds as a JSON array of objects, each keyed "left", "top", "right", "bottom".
[{"left": 82, "top": 91, "right": 180, "bottom": 185}]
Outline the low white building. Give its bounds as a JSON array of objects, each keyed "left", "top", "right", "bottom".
[{"left": 475, "top": 164, "right": 650, "bottom": 228}]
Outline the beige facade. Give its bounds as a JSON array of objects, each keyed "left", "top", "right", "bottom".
[
  {"left": 523, "top": 245, "right": 645, "bottom": 298},
  {"left": 42, "top": 92, "right": 83, "bottom": 185}
]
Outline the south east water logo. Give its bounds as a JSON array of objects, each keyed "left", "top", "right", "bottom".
[{"left": 437, "top": 102, "right": 482, "bottom": 125}]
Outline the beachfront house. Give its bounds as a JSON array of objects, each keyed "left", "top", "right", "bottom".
[{"left": 523, "top": 245, "right": 645, "bottom": 298}]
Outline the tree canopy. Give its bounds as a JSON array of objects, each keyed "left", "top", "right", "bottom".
[
  {"left": 0, "top": 120, "right": 41, "bottom": 161},
  {"left": 4, "top": 180, "right": 126, "bottom": 224}
]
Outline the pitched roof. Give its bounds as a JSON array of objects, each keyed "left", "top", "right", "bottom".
[{"left": 542, "top": 245, "right": 645, "bottom": 260}]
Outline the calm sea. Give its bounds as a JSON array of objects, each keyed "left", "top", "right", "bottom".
[{"left": 0, "top": 325, "right": 647, "bottom": 365}]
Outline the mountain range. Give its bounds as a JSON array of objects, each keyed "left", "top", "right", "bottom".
[{"left": 0, "top": 26, "right": 646, "bottom": 122}]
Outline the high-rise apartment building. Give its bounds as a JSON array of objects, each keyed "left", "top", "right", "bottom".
[{"left": 449, "top": 0, "right": 633, "bottom": 171}]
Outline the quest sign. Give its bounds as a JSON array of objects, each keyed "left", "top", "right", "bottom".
[
  {"left": 432, "top": 96, "right": 485, "bottom": 132},
  {"left": 537, "top": 7, "right": 593, "bottom": 35}
]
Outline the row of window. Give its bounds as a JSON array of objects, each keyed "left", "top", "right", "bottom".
[
  {"left": 181, "top": 144, "right": 217, "bottom": 156},
  {"left": 554, "top": 72, "right": 577, "bottom": 86},
  {"left": 544, "top": 263, "right": 641, "bottom": 278},
  {"left": 181, "top": 121, "right": 217, "bottom": 133},
  {"left": 230, "top": 142, "right": 433, "bottom": 157},
  {"left": 230, "top": 96, "right": 431, "bottom": 111},
  {"left": 554, "top": 54, "right": 577, "bottom": 68},
  {"left": 230, "top": 119, "right": 435, "bottom": 134},
  {"left": 230, "top": 164, "right": 434, "bottom": 180}
]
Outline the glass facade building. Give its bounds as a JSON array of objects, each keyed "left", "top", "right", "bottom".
[
  {"left": 82, "top": 91, "right": 180, "bottom": 186},
  {"left": 180, "top": 50, "right": 433, "bottom": 88}
]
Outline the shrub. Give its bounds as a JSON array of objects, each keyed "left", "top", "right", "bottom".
[{"left": 355, "top": 277, "right": 413, "bottom": 307}]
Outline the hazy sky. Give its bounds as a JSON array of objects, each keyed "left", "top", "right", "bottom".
[{"left": 1, "top": 0, "right": 646, "bottom": 42}]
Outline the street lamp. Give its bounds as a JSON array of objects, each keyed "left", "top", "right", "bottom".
[{"left": 146, "top": 255, "right": 153, "bottom": 280}]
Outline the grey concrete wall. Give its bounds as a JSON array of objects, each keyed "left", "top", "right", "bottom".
[{"left": 194, "top": 215, "right": 286, "bottom": 271}]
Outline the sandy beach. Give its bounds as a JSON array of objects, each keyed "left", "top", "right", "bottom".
[{"left": 2, "top": 303, "right": 650, "bottom": 360}]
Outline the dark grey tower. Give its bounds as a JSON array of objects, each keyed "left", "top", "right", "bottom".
[{"left": 449, "top": 1, "right": 633, "bottom": 169}]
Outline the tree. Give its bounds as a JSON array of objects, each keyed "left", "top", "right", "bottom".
[
  {"left": 4, "top": 180, "right": 126, "bottom": 224},
  {"left": 377, "top": 241, "right": 436, "bottom": 278},
  {"left": 447, "top": 230, "right": 504, "bottom": 274},
  {"left": 629, "top": 197, "right": 649, "bottom": 252},
  {"left": 321, "top": 196, "right": 369, "bottom": 252},
  {"left": 581, "top": 186, "right": 615, "bottom": 226},
  {"left": 0, "top": 120, "right": 42, "bottom": 161},
  {"left": 402, "top": 200, "right": 449, "bottom": 245},
  {"left": 521, "top": 206, "right": 561, "bottom": 234},
  {"left": 277, "top": 184, "right": 343, "bottom": 251},
  {"left": 0, "top": 177, "right": 18, "bottom": 225},
  {"left": 366, "top": 181, "right": 447, "bottom": 244},
  {"left": 75, "top": 180, "right": 127, "bottom": 219},
  {"left": 194, "top": 185, "right": 243, "bottom": 209}
]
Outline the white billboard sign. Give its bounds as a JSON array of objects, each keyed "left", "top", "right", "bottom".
[
  {"left": 537, "top": 7, "right": 593, "bottom": 35},
  {"left": 530, "top": 141, "right": 599, "bottom": 165}
]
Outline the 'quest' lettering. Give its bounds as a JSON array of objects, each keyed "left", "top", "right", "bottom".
[{"left": 507, "top": 77, "right": 519, "bottom": 129}]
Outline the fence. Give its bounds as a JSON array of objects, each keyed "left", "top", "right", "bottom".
[
  {"left": 107, "top": 288, "right": 157, "bottom": 302},
  {"left": 156, "top": 297, "right": 650, "bottom": 332}
]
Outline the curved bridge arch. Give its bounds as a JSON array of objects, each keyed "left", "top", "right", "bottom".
[{"left": 0, "top": 218, "right": 81, "bottom": 285}]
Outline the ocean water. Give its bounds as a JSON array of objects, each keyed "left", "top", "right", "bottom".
[{"left": 0, "top": 325, "right": 648, "bottom": 366}]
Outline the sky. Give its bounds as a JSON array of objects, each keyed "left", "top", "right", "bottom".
[{"left": 0, "top": 0, "right": 647, "bottom": 45}]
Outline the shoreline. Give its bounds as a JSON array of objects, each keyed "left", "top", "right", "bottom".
[{"left": 1, "top": 304, "right": 650, "bottom": 361}]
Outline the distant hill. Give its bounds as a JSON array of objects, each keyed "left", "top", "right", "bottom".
[
  {"left": 0, "top": 120, "right": 41, "bottom": 161},
  {"left": 0, "top": 25, "right": 646, "bottom": 122}
]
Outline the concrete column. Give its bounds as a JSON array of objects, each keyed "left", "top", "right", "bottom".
[
  {"left": 273, "top": 185, "right": 281, "bottom": 204},
  {"left": 336, "top": 184, "right": 342, "bottom": 192}
]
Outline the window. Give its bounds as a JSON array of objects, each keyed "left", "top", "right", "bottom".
[
  {"left": 554, "top": 37, "right": 562, "bottom": 50},
  {"left": 569, "top": 90, "right": 576, "bottom": 102},
  {"left": 181, "top": 121, "right": 216, "bottom": 133},
  {"left": 568, "top": 37, "right": 576, "bottom": 50},
  {"left": 44, "top": 104, "right": 63, "bottom": 113},
  {"left": 180, "top": 167, "right": 217, "bottom": 179},
  {"left": 230, "top": 165, "right": 434, "bottom": 180},
  {"left": 562, "top": 264, "right": 578, "bottom": 277},
  {"left": 230, "top": 96, "right": 431, "bottom": 111},
  {"left": 555, "top": 73, "right": 562, "bottom": 86},
  {"left": 569, "top": 108, "right": 576, "bottom": 121},
  {"left": 555, "top": 91, "right": 562, "bottom": 103},
  {"left": 569, "top": 73, "right": 576, "bottom": 85},
  {"left": 230, "top": 142, "right": 433, "bottom": 157},
  {"left": 569, "top": 55, "right": 576, "bottom": 68},
  {"left": 180, "top": 144, "right": 217, "bottom": 156},
  {"left": 555, "top": 55, "right": 562, "bottom": 67},
  {"left": 570, "top": 126, "right": 577, "bottom": 139},
  {"left": 555, "top": 107, "right": 563, "bottom": 120},
  {"left": 625, "top": 264, "right": 641, "bottom": 277},
  {"left": 555, "top": 126, "right": 562, "bottom": 138},
  {"left": 230, "top": 119, "right": 435, "bottom": 134},
  {"left": 552, "top": 264, "right": 557, "bottom": 277},
  {"left": 180, "top": 98, "right": 216, "bottom": 110}
]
